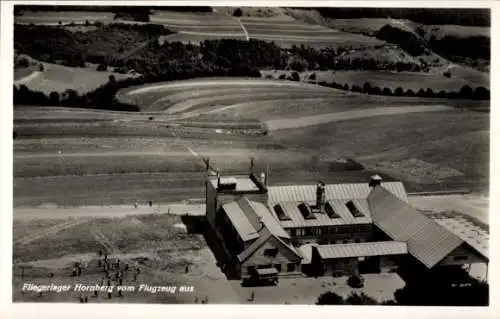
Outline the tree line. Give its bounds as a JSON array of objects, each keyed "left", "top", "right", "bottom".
[{"left": 318, "top": 79, "right": 490, "bottom": 100}]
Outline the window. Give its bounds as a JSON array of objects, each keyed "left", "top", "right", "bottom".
[
  {"left": 247, "top": 266, "right": 256, "bottom": 274},
  {"left": 287, "top": 263, "right": 296, "bottom": 272},
  {"left": 330, "top": 227, "right": 337, "bottom": 234},
  {"left": 346, "top": 201, "right": 364, "bottom": 218},
  {"left": 325, "top": 202, "right": 341, "bottom": 218},
  {"left": 264, "top": 248, "right": 279, "bottom": 257},
  {"left": 298, "top": 203, "right": 315, "bottom": 220},
  {"left": 274, "top": 204, "right": 291, "bottom": 221},
  {"left": 453, "top": 256, "right": 468, "bottom": 261},
  {"left": 274, "top": 264, "right": 282, "bottom": 272}
]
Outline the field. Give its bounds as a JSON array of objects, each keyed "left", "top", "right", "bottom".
[
  {"left": 15, "top": 11, "right": 115, "bottom": 25},
  {"left": 14, "top": 62, "right": 137, "bottom": 94},
  {"left": 14, "top": 76, "right": 489, "bottom": 207}
]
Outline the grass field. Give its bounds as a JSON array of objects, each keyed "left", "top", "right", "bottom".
[
  {"left": 14, "top": 62, "right": 137, "bottom": 94},
  {"left": 12, "top": 213, "right": 239, "bottom": 303},
  {"left": 15, "top": 11, "right": 115, "bottom": 25},
  {"left": 15, "top": 75, "right": 488, "bottom": 206},
  {"left": 271, "top": 109, "right": 489, "bottom": 192}
]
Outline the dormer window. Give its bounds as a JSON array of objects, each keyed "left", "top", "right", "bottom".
[
  {"left": 273, "top": 204, "right": 291, "bottom": 221},
  {"left": 346, "top": 201, "right": 364, "bottom": 218},
  {"left": 298, "top": 203, "right": 315, "bottom": 220},
  {"left": 325, "top": 202, "right": 341, "bottom": 219}
]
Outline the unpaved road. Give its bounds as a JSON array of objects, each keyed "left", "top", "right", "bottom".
[
  {"left": 266, "top": 105, "right": 452, "bottom": 130},
  {"left": 14, "top": 203, "right": 205, "bottom": 221}
]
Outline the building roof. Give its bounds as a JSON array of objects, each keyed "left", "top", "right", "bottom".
[
  {"left": 298, "top": 244, "right": 317, "bottom": 264},
  {"left": 368, "top": 186, "right": 464, "bottom": 268},
  {"left": 221, "top": 201, "right": 259, "bottom": 242},
  {"left": 316, "top": 241, "right": 408, "bottom": 259},
  {"left": 244, "top": 198, "right": 290, "bottom": 240},
  {"left": 237, "top": 228, "right": 302, "bottom": 263},
  {"left": 222, "top": 197, "right": 290, "bottom": 243},
  {"left": 208, "top": 174, "right": 260, "bottom": 192},
  {"left": 275, "top": 199, "right": 372, "bottom": 228},
  {"left": 432, "top": 216, "right": 489, "bottom": 260},
  {"left": 267, "top": 181, "right": 408, "bottom": 207}
]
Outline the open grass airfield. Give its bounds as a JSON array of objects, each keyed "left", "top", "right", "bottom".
[{"left": 13, "top": 7, "right": 490, "bottom": 304}]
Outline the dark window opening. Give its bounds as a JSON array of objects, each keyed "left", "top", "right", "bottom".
[
  {"left": 274, "top": 204, "right": 291, "bottom": 221},
  {"left": 346, "top": 201, "right": 364, "bottom": 218},
  {"left": 287, "top": 263, "right": 296, "bottom": 272},
  {"left": 325, "top": 202, "right": 341, "bottom": 218},
  {"left": 298, "top": 203, "right": 316, "bottom": 220},
  {"left": 264, "top": 248, "right": 278, "bottom": 258}
]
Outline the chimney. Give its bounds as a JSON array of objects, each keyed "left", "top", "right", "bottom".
[
  {"left": 250, "top": 157, "right": 254, "bottom": 172},
  {"left": 205, "top": 157, "right": 210, "bottom": 172},
  {"left": 316, "top": 181, "right": 326, "bottom": 212},
  {"left": 369, "top": 174, "right": 383, "bottom": 188}
]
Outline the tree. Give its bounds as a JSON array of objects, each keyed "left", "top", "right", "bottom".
[
  {"left": 309, "top": 73, "right": 316, "bottom": 81},
  {"left": 382, "top": 87, "right": 393, "bottom": 96},
  {"left": 39, "top": 63, "right": 45, "bottom": 71},
  {"left": 49, "top": 91, "right": 60, "bottom": 106},
  {"left": 290, "top": 72, "right": 300, "bottom": 82},
  {"left": 405, "top": 89, "right": 416, "bottom": 97},
  {"left": 459, "top": 85, "right": 473, "bottom": 99},
  {"left": 345, "top": 292, "right": 378, "bottom": 305},
  {"left": 394, "top": 87, "right": 404, "bottom": 96},
  {"left": 474, "top": 86, "right": 489, "bottom": 100},
  {"left": 233, "top": 8, "right": 243, "bottom": 17},
  {"left": 363, "top": 82, "right": 372, "bottom": 93},
  {"left": 316, "top": 292, "right": 345, "bottom": 305}
]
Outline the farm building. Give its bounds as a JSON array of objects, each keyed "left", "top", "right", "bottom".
[{"left": 205, "top": 166, "right": 489, "bottom": 282}]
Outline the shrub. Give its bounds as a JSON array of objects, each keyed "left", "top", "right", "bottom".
[
  {"left": 278, "top": 74, "right": 287, "bottom": 80},
  {"left": 351, "top": 85, "right": 362, "bottom": 93},
  {"left": 97, "top": 64, "right": 108, "bottom": 71},
  {"left": 342, "top": 84, "right": 349, "bottom": 91},
  {"left": 382, "top": 87, "right": 393, "bottom": 96},
  {"left": 316, "top": 291, "right": 345, "bottom": 305},
  {"left": 309, "top": 73, "right": 316, "bottom": 81},
  {"left": 17, "top": 57, "right": 29, "bottom": 68},
  {"left": 405, "top": 89, "right": 416, "bottom": 97},
  {"left": 347, "top": 275, "right": 364, "bottom": 288},
  {"left": 39, "top": 63, "right": 44, "bottom": 71},
  {"left": 345, "top": 292, "right": 378, "bottom": 305},
  {"left": 363, "top": 82, "right": 372, "bottom": 93}
]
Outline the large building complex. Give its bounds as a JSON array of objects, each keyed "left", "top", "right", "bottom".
[{"left": 205, "top": 166, "right": 489, "bottom": 282}]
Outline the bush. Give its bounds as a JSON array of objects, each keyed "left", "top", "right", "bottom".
[
  {"left": 347, "top": 275, "right": 364, "bottom": 288},
  {"left": 39, "top": 63, "right": 44, "bottom": 71},
  {"left": 278, "top": 74, "right": 287, "bottom": 80},
  {"left": 382, "top": 87, "right": 393, "bottom": 96},
  {"left": 97, "top": 64, "right": 108, "bottom": 71},
  {"left": 309, "top": 73, "right": 316, "bottom": 81},
  {"left": 345, "top": 292, "right": 378, "bottom": 305},
  {"left": 316, "top": 292, "right": 345, "bottom": 305},
  {"left": 17, "top": 57, "right": 29, "bottom": 68},
  {"left": 394, "top": 87, "right": 404, "bottom": 96}
]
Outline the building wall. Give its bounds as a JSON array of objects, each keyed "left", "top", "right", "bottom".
[
  {"left": 380, "top": 255, "right": 400, "bottom": 273},
  {"left": 438, "top": 243, "right": 487, "bottom": 267},
  {"left": 240, "top": 236, "right": 302, "bottom": 278},
  {"left": 287, "top": 224, "right": 373, "bottom": 246},
  {"left": 206, "top": 181, "right": 218, "bottom": 230},
  {"left": 323, "top": 258, "right": 359, "bottom": 277}
]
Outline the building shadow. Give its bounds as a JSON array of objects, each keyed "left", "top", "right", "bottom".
[
  {"left": 196, "top": 220, "right": 241, "bottom": 281},
  {"left": 180, "top": 215, "right": 205, "bottom": 234}
]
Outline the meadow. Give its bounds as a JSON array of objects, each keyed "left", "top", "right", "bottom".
[{"left": 14, "top": 62, "right": 137, "bottom": 94}]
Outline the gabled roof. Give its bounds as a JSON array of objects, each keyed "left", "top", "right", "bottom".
[
  {"left": 432, "top": 216, "right": 489, "bottom": 260},
  {"left": 237, "top": 228, "right": 302, "bottom": 263},
  {"left": 275, "top": 199, "right": 372, "bottom": 228},
  {"left": 267, "top": 181, "right": 408, "bottom": 206},
  {"left": 316, "top": 241, "right": 408, "bottom": 259},
  {"left": 222, "top": 197, "right": 290, "bottom": 243},
  {"left": 221, "top": 201, "right": 259, "bottom": 242},
  {"left": 368, "top": 186, "right": 464, "bottom": 268}
]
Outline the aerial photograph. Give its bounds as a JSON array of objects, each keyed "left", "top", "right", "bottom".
[{"left": 12, "top": 4, "right": 489, "bottom": 306}]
